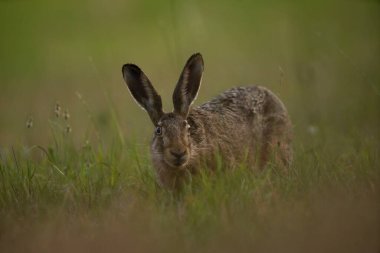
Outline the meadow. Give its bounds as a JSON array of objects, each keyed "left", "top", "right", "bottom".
[{"left": 0, "top": 1, "right": 379, "bottom": 252}]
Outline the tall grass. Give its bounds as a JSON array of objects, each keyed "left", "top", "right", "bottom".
[{"left": 0, "top": 106, "right": 378, "bottom": 252}]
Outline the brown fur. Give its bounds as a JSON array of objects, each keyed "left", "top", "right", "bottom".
[{"left": 122, "top": 53, "right": 292, "bottom": 190}]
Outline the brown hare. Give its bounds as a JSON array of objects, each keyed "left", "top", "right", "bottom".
[{"left": 122, "top": 53, "right": 292, "bottom": 189}]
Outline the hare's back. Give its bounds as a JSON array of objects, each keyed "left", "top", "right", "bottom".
[{"left": 199, "top": 86, "right": 287, "bottom": 117}]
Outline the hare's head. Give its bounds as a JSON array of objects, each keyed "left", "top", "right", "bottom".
[{"left": 122, "top": 53, "right": 204, "bottom": 168}]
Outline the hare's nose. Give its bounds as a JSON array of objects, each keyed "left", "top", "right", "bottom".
[{"left": 170, "top": 150, "right": 186, "bottom": 159}]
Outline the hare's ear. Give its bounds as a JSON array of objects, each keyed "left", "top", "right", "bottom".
[
  {"left": 173, "top": 53, "right": 204, "bottom": 118},
  {"left": 122, "top": 64, "right": 163, "bottom": 125}
]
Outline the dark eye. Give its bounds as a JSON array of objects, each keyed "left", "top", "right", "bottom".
[{"left": 155, "top": 126, "right": 162, "bottom": 136}]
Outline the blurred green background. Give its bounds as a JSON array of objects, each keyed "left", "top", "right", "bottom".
[
  {"left": 0, "top": 0, "right": 379, "bottom": 148},
  {"left": 0, "top": 2, "right": 379, "bottom": 252}
]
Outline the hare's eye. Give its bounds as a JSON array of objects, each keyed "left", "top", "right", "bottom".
[{"left": 155, "top": 126, "right": 162, "bottom": 136}]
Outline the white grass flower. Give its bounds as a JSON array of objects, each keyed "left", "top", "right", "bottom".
[
  {"left": 64, "top": 109, "right": 70, "bottom": 120},
  {"left": 26, "top": 117, "right": 33, "bottom": 129},
  {"left": 55, "top": 102, "right": 61, "bottom": 118},
  {"left": 65, "top": 124, "right": 72, "bottom": 134},
  {"left": 307, "top": 125, "right": 319, "bottom": 135}
]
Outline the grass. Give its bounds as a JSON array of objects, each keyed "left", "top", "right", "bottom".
[{"left": 0, "top": 107, "right": 378, "bottom": 252}]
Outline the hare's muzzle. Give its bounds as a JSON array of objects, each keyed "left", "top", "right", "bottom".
[{"left": 169, "top": 149, "right": 188, "bottom": 167}]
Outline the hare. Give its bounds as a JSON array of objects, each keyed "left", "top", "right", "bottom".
[{"left": 122, "top": 53, "right": 292, "bottom": 189}]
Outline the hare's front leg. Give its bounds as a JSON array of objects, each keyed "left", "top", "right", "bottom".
[{"left": 156, "top": 168, "right": 192, "bottom": 191}]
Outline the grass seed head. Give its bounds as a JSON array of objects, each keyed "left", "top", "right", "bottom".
[
  {"left": 55, "top": 102, "right": 61, "bottom": 118},
  {"left": 65, "top": 124, "right": 72, "bottom": 134},
  {"left": 26, "top": 117, "right": 33, "bottom": 128},
  {"left": 64, "top": 109, "right": 70, "bottom": 120}
]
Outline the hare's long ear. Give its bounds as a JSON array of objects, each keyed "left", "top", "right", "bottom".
[
  {"left": 173, "top": 53, "right": 204, "bottom": 118},
  {"left": 122, "top": 64, "right": 163, "bottom": 125}
]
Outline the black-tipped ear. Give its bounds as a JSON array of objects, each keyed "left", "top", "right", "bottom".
[
  {"left": 172, "top": 53, "right": 204, "bottom": 118},
  {"left": 122, "top": 64, "right": 163, "bottom": 125}
]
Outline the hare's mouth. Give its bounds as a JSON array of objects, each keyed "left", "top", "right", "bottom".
[
  {"left": 173, "top": 158, "right": 187, "bottom": 167},
  {"left": 165, "top": 157, "right": 188, "bottom": 169}
]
